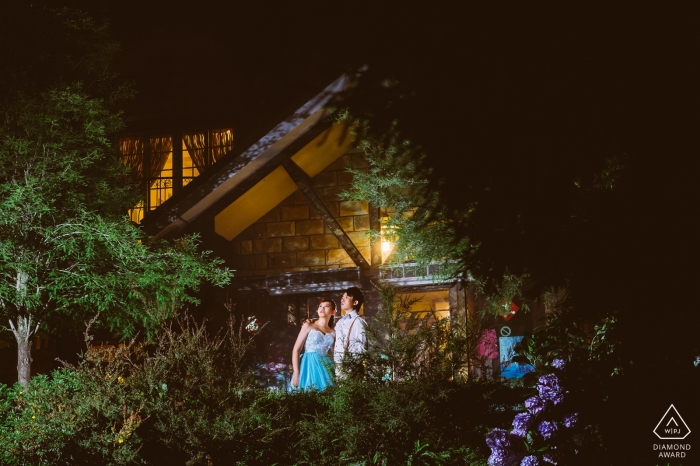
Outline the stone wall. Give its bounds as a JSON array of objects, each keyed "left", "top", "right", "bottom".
[{"left": 227, "top": 150, "right": 372, "bottom": 276}]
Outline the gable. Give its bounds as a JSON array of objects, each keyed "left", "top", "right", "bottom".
[
  {"left": 223, "top": 146, "right": 372, "bottom": 277},
  {"left": 214, "top": 122, "right": 354, "bottom": 241}
]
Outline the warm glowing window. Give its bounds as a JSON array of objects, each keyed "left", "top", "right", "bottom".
[
  {"left": 119, "top": 127, "right": 233, "bottom": 223},
  {"left": 148, "top": 136, "right": 173, "bottom": 211},
  {"left": 210, "top": 128, "right": 234, "bottom": 163},
  {"left": 119, "top": 138, "right": 145, "bottom": 223},
  {"left": 404, "top": 290, "right": 450, "bottom": 320},
  {"left": 182, "top": 128, "right": 233, "bottom": 185},
  {"left": 182, "top": 133, "right": 204, "bottom": 186}
]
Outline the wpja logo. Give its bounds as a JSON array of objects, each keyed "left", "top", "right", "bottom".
[{"left": 652, "top": 404, "right": 692, "bottom": 460}]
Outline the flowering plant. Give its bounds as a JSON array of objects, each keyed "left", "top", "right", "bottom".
[{"left": 485, "top": 361, "right": 585, "bottom": 466}]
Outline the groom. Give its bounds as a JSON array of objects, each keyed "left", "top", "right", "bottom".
[{"left": 333, "top": 286, "right": 367, "bottom": 377}]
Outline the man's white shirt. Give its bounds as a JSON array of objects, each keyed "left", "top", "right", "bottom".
[{"left": 333, "top": 310, "right": 367, "bottom": 365}]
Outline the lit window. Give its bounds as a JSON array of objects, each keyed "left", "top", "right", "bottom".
[
  {"left": 210, "top": 128, "right": 234, "bottom": 163},
  {"left": 119, "top": 128, "right": 233, "bottom": 223},
  {"left": 119, "top": 138, "right": 145, "bottom": 223},
  {"left": 148, "top": 136, "right": 173, "bottom": 211},
  {"left": 182, "top": 133, "right": 204, "bottom": 186}
]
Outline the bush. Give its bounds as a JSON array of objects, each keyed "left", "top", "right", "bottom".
[
  {"left": 0, "top": 369, "right": 144, "bottom": 465},
  {"left": 0, "top": 313, "right": 286, "bottom": 465},
  {"left": 293, "top": 378, "right": 522, "bottom": 465},
  {"left": 0, "top": 286, "right": 540, "bottom": 465}
]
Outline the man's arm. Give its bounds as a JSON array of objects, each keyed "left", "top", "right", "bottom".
[{"left": 348, "top": 317, "right": 367, "bottom": 354}]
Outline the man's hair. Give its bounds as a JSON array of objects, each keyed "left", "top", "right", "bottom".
[{"left": 345, "top": 286, "right": 364, "bottom": 312}]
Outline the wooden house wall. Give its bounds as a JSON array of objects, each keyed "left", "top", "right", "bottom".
[{"left": 222, "top": 149, "right": 373, "bottom": 276}]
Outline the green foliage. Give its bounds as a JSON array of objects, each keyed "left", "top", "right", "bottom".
[
  {"left": 292, "top": 283, "right": 525, "bottom": 465},
  {"left": 293, "top": 379, "right": 499, "bottom": 466},
  {"left": 0, "top": 369, "right": 144, "bottom": 465},
  {"left": 353, "top": 282, "right": 453, "bottom": 383},
  {"left": 506, "top": 308, "right": 622, "bottom": 463},
  {"left": 335, "top": 111, "right": 531, "bottom": 315},
  {"left": 0, "top": 6, "right": 231, "bottom": 384},
  {"left": 517, "top": 306, "right": 621, "bottom": 377},
  {"left": 0, "top": 313, "right": 281, "bottom": 465},
  {"left": 336, "top": 112, "right": 470, "bottom": 282},
  {"left": 0, "top": 288, "right": 539, "bottom": 465}
]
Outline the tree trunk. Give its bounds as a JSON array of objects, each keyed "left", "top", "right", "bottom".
[{"left": 9, "top": 316, "right": 39, "bottom": 387}]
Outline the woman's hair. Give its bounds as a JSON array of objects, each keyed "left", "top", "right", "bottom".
[
  {"left": 319, "top": 297, "right": 336, "bottom": 310},
  {"left": 319, "top": 297, "right": 336, "bottom": 328}
]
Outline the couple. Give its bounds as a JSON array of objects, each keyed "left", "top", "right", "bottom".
[{"left": 291, "top": 287, "right": 366, "bottom": 391}]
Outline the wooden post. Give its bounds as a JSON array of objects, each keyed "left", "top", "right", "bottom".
[
  {"left": 172, "top": 130, "right": 183, "bottom": 192},
  {"left": 448, "top": 281, "right": 468, "bottom": 324},
  {"left": 281, "top": 158, "right": 369, "bottom": 269},
  {"left": 143, "top": 137, "right": 151, "bottom": 212}
]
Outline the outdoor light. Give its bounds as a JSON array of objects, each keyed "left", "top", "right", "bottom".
[{"left": 380, "top": 218, "right": 396, "bottom": 262}]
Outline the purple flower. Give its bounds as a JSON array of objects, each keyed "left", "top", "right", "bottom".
[
  {"left": 537, "top": 373, "right": 560, "bottom": 389},
  {"left": 537, "top": 374, "right": 565, "bottom": 405},
  {"left": 551, "top": 359, "right": 566, "bottom": 370},
  {"left": 520, "top": 456, "right": 540, "bottom": 466},
  {"left": 486, "top": 428, "right": 514, "bottom": 449},
  {"left": 563, "top": 413, "right": 579, "bottom": 428},
  {"left": 538, "top": 420, "right": 559, "bottom": 439},
  {"left": 538, "top": 386, "right": 564, "bottom": 405},
  {"left": 525, "top": 396, "right": 547, "bottom": 415},
  {"left": 512, "top": 413, "right": 534, "bottom": 437},
  {"left": 487, "top": 448, "right": 519, "bottom": 466},
  {"left": 542, "top": 452, "right": 558, "bottom": 465}
]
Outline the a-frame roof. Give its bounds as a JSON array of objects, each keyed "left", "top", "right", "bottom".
[{"left": 141, "top": 73, "right": 355, "bottom": 240}]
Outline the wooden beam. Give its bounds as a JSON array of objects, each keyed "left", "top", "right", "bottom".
[
  {"left": 160, "top": 121, "right": 331, "bottom": 239},
  {"left": 172, "top": 130, "right": 183, "bottom": 193},
  {"left": 448, "top": 281, "right": 468, "bottom": 324},
  {"left": 369, "top": 203, "right": 382, "bottom": 266},
  {"left": 281, "top": 158, "right": 369, "bottom": 269}
]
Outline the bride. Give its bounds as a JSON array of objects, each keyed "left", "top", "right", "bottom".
[{"left": 291, "top": 298, "right": 336, "bottom": 391}]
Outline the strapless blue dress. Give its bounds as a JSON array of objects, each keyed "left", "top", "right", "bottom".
[{"left": 296, "top": 329, "right": 335, "bottom": 391}]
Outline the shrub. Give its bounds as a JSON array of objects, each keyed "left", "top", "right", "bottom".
[
  {"left": 0, "top": 284, "right": 540, "bottom": 465},
  {"left": 0, "top": 369, "right": 144, "bottom": 465},
  {"left": 0, "top": 312, "right": 285, "bottom": 465}
]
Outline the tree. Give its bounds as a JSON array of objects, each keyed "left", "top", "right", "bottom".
[
  {"left": 333, "top": 11, "right": 697, "bottom": 462},
  {"left": 333, "top": 8, "right": 696, "bottom": 338},
  {"left": 0, "top": 5, "right": 231, "bottom": 386},
  {"left": 337, "top": 110, "right": 536, "bottom": 310}
]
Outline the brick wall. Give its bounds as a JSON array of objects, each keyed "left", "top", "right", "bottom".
[{"left": 228, "top": 150, "right": 372, "bottom": 276}]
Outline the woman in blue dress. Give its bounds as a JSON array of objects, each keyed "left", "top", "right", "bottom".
[{"left": 291, "top": 298, "right": 336, "bottom": 391}]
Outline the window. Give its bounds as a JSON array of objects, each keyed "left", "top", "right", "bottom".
[
  {"left": 182, "top": 133, "right": 204, "bottom": 186},
  {"left": 149, "top": 136, "right": 173, "bottom": 211},
  {"left": 119, "top": 128, "right": 234, "bottom": 222},
  {"left": 119, "top": 138, "right": 145, "bottom": 223},
  {"left": 210, "top": 128, "right": 234, "bottom": 163}
]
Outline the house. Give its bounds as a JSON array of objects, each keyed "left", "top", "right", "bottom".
[{"left": 119, "top": 72, "right": 544, "bottom": 382}]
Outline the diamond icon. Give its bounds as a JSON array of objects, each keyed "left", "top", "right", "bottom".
[{"left": 654, "top": 404, "right": 691, "bottom": 440}]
